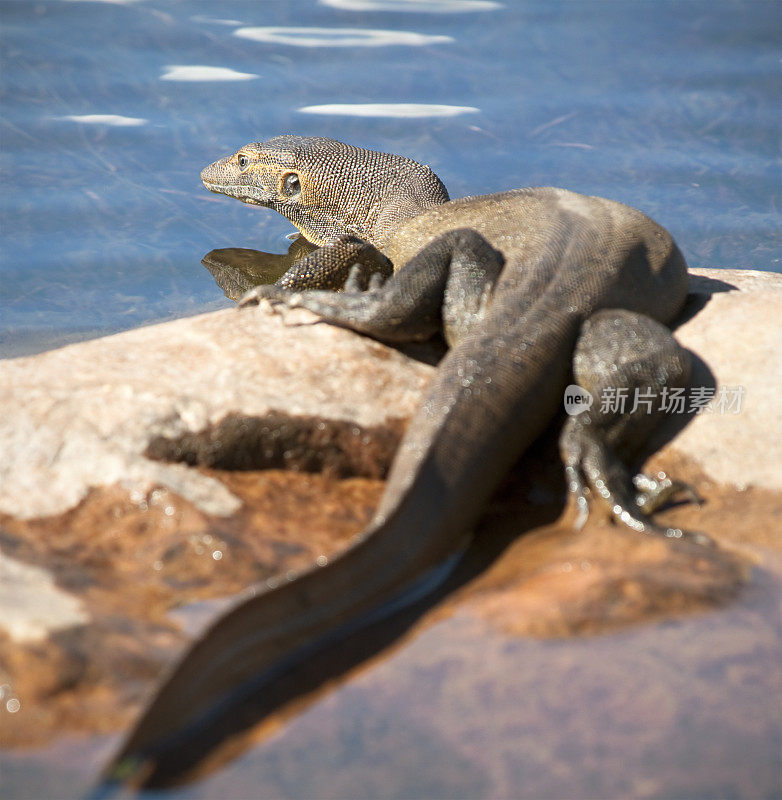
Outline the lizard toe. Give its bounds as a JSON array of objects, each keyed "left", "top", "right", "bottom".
[
  {"left": 238, "top": 284, "right": 289, "bottom": 308},
  {"left": 633, "top": 471, "right": 703, "bottom": 514}
]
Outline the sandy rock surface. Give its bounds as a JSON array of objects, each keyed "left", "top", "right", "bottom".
[
  {"left": 0, "top": 268, "right": 780, "bottom": 798},
  {"left": 0, "top": 304, "right": 434, "bottom": 521},
  {"left": 0, "top": 268, "right": 778, "bottom": 526},
  {"left": 668, "top": 268, "right": 782, "bottom": 490}
]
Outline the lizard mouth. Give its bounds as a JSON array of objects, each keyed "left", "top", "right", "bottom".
[{"left": 202, "top": 180, "right": 269, "bottom": 206}]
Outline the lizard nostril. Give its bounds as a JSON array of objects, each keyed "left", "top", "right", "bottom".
[{"left": 201, "top": 161, "right": 226, "bottom": 186}]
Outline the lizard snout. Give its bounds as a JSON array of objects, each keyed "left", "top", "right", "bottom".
[{"left": 200, "top": 157, "right": 232, "bottom": 189}]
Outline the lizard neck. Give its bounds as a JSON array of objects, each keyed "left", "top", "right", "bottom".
[
  {"left": 291, "top": 147, "right": 450, "bottom": 248},
  {"left": 368, "top": 165, "right": 450, "bottom": 248}
]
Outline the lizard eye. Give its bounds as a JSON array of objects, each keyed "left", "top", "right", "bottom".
[
  {"left": 237, "top": 154, "right": 250, "bottom": 170},
  {"left": 282, "top": 172, "right": 301, "bottom": 197}
]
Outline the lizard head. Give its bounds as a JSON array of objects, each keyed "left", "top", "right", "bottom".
[{"left": 201, "top": 135, "right": 449, "bottom": 247}]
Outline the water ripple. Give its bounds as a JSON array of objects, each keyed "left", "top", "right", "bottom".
[
  {"left": 56, "top": 114, "right": 147, "bottom": 126},
  {"left": 190, "top": 15, "right": 243, "bottom": 26},
  {"left": 234, "top": 26, "right": 452, "bottom": 48},
  {"left": 320, "top": 0, "right": 502, "bottom": 11},
  {"left": 61, "top": 0, "right": 145, "bottom": 4},
  {"left": 299, "top": 103, "right": 479, "bottom": 118},
  {"left": 160, "top": 65, "right": 259, "bottom": 82}
]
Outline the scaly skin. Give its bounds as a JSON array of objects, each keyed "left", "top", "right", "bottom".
[{"left": 98, "top": 136, "right": 706, "bottom": 790}]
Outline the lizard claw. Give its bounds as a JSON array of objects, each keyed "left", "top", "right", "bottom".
[
  {"left": 633, "top": 471, "right": 703, "bottom": 514},
  {"left": 560, "top": 420, "right": 713, "bottom": 547},
  {"left": 343, "top": 263, "right": 388, "bottom": 293},
  {"left": 368, "top": 272, "right": 386, "bottom": 291},
  {"left": 238, "top": 284, "right": 289, "bottom": 308},
  {"left": 238, "top": 286, "right": 320, "bottom": 329},
  {"left": 564, "top": 464, "right": 591, "bottom": 531},
  {"left": 343, "top": 264, "right": 366, "bottom": 293}
]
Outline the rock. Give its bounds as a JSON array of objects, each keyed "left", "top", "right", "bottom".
[
  {"left": 664, "top": 268, "right": 782, "bottom": 490},
  {"left": 0, "top": 269, "right": 777, "bottom": 524},
  {"left": 0, "top": 552, "right": 88, "bottom": 642},
  {"left": 0, "top": 267, "right": 779, "bottom": 764},
  {"left": 0, "top": 305, "right": 435, "bottom": 521}
]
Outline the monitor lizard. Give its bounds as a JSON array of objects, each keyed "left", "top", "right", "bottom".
[{"left": 100, "top": 136, "right": 708, "bottom": 789}]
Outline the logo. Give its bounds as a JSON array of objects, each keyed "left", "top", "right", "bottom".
[{"left": 564, "top": 384, "right": 593, "bottom": 416}]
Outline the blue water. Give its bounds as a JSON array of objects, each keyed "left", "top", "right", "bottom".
[{"left": 0, "top": 0, "right": 780, "bottom": 360}]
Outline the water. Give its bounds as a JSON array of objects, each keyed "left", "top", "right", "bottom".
[{"left": 1, "top": 0, "right": 780, "bottom": 358}]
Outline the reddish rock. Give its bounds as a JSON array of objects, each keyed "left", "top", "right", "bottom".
[{"left": 0, "top": 268, "right": 779, "bottom": 795}]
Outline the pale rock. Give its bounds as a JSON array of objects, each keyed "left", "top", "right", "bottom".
[
  {"left": 0, "top": 307, "right": 434, "bottom": 520},
  {"left": 0, "top": 268, "right": 778, "bottom": 527},
  {"left": 668, "top": 268, "right": 782, "bottom": 490},
  {"left": 0, "top": 552, "right": 88, "bottom": 642}
]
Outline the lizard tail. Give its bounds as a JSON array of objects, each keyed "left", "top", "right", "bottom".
[{"left": 93, "top": 300, "right": 580, "bottom": 793}]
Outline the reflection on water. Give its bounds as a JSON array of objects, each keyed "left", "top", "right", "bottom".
[
  {"left": 191, "top": 567, "right": 782, "bottom": 799},
  {"left": 56, "top": 114, "right": 147, "bottom": 127},
  {"left": 320, "top": 0, "right": 504, "bottom": 11},
  {"left": 1, "top": 0, "right": 779, "bottom": 357},
  {"left": 300, "top": 103, "right": 479, "bottom": 117},
  {"left": 168, "top": 596, "right": 237, "bottom": 639},
  {"left": 234, "top": 26, "right": 453, "bottom": 47},
  {"left": 2, "top": 528, "right": 780, "bottom": 799},
  {"left": 160, "top": 65, "right": 259, "bottom": 82},
  {"left": 202, "top": 238, "right": 317, "bottom": 301}
]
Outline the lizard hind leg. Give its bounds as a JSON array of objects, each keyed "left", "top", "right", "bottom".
[{"left": 559, "top": 309, "right": 712, "bottom": 546}]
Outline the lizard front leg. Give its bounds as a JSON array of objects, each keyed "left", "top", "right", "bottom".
[
  {"left": 243, "top": 228, "right": 505, "bottom": 344},
  {"left": 242, "top": 234, "right": 394, "bottom": 297}
]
